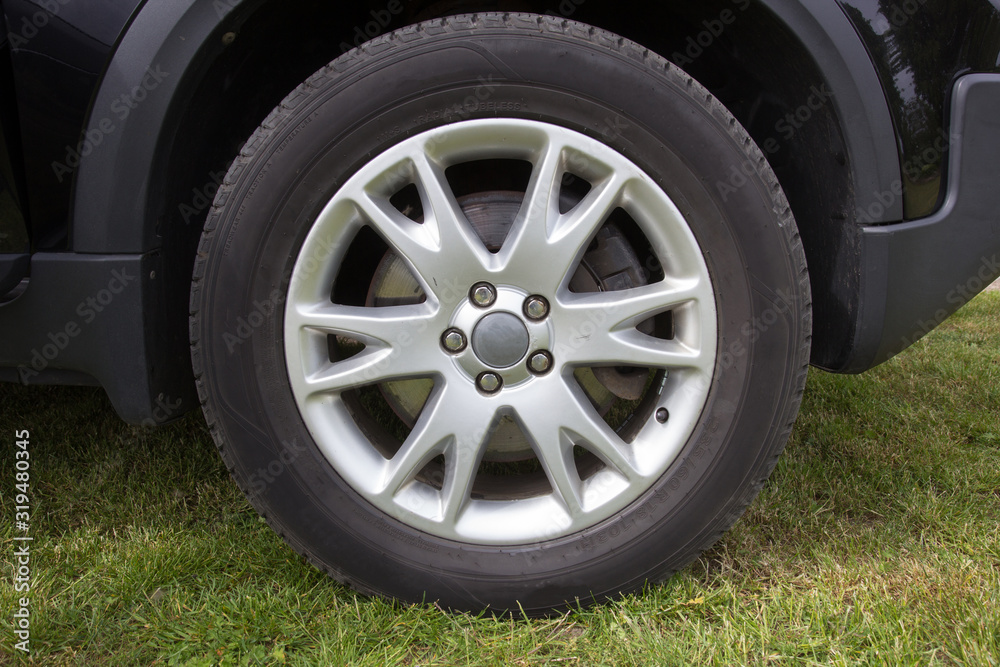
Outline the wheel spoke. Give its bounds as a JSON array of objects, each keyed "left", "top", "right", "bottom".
[
  {"left": 381, "top": 384, "right": 494, "bottom": 521},
  {"left": 440, "top": 431, "right": 487, "bottom": 523},
  {"left": 351, "top": 175, "right": 490, "bottom": 303},
  {"left": 289, "top": 302, "right": 445, "bottom": 394},
  {"left": 559, "top": 323, "right": 707, "bottom": 371},
  {"left": 290, "top": 302, "right": 438, "bottom": 346},
  {"left": 302, "top": 346, "right": 439, "bottom": 396},
  {"left": 560, "top": 280, "right": 703, "bottom": 329},
  {"left": 544, "top": 434, "right": 584, "bottom": 518},
  {"left": 587, "top": 329, "right": 705, "bottom": 370},
  {"left": 554, "top": 280, "right": 710, "bottom": 370},
  {"left": 516, "top": 381, "right": 636, "bottom": 515},
  {"left": 553, "top": 170, "right": 628, "bottom": 247},
  {"left": 499, "top": 142, "right": 563, "bottom": 265},
  {"left": 410, "top": 151, "right": 493, "bottom": 275},
  {"left": 550, "top": 381, "right": 638, "bottom": 480},
  {"left": 561, "top": 388, "right": 640, "bottom": 480},
  {"left": 380, "top": 385, "right": 451, "bottom": 494},
  {"left": 353, "top": 193, "right": 436, "bottom": 266},
  {"left": 499, "top": 145, "right": 626, "bottom": 293}
]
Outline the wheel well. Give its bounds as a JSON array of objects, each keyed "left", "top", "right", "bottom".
[
  {"left": 155, "top": 0, "right": 863, "bottom": 373},
  {"left": 569, "top": 0, "right": 860, "bottom": 367}
]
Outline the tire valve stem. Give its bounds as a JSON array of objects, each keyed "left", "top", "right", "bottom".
[{"left": 656, "top": 408, "right": 670, "bottom": 424}]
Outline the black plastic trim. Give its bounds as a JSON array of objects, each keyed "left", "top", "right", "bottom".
[
  {"left": 0, "top": 254, "right": 28, "bottom": 295},
  {"left": 72, "top": 0, "right": 245, "bottom": 253},
  {"left": 831, "top": 74, "right": 1000, "bottom": 372},
  {"left": 0, "top": 252, "right": 196, "bottom": 423}
]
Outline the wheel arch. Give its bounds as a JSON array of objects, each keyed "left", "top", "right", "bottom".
[{"left": 69, "top": 0, "right": 903, "bottom": 381}]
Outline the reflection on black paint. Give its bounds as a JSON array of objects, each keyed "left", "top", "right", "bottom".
[{"left": 839, "top": 0, "right": 1000, "bottom": 220}]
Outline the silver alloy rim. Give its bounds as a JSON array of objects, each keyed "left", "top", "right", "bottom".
[{"left": 284, "top": 119, "right": 717, "bottom": 545}]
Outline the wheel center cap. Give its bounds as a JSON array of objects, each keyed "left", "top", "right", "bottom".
[{"left": 472, "top": 312, "right": 530, "bottom": 369}]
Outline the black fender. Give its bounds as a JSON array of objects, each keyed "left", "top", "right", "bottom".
[
  {"left": 71, "top": 0, "right": 902, "bottom": 254},
  {"left": 72, "top": 0, "right": 250, "bottom": 253}
]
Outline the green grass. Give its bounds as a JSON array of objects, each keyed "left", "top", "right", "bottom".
[{"left": 2, "top": 292, "right": 999, "bottom": 666}]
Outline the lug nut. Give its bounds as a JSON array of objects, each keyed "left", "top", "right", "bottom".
[
  {"left": 528, "top": 351, "right": 553, "bottom": 375},
  {"left": 471, "top": 283, "right": 497, "bottom": 308},
  {"left": 656, "top": 408, "right": 670, "bottom": 424},
  {"left": 477, "top": 372, "right": 503, "bottom": 394},
  {"left": 524, "top": 296, "right": 549, "bottom": 321},
  {"left": 442, "top": 329, "right": 467, "bottom": 353}
]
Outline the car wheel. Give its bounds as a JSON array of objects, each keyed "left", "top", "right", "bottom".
[{"left": 190, "top": 13, "right": 811, "bottom": 614}]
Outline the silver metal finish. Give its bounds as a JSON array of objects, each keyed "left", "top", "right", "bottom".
[
  {"left": 472, "top": 313, "right": 530, "bottom": 369},
  {"left": 524, "top": 296, "right": 549, "bottom": 321},
  {"left": 284, "top": 119, "right": 717, "bottom": 545},
  {"left": 442, "top": 329, "right": 467, "bottom": 353},
  {"left": 471, "top": 283, "right": 497, "bottom": 308},
  {"left": 477, "top": 372, "right": 503, "bottom": 394},
  {"left": 529, "top": 351, "right": 553, "bottom": 374}
]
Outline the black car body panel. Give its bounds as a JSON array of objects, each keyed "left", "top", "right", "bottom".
[
  {"left": 1, "top": 17, "right": 30, "bottom": 294},
  {"left": 840, "top": 0, "right": 1000, "bottom": 221},
  {"left": 0, "top": 0, "right": 998, "bottom": 422},
  {"left": 3, "top": 0, "right": 143, "bottom": 251}
]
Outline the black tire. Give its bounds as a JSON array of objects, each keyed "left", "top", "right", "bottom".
[{"left": 190, "top": 13, "right": 811, "bottom": 614}]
